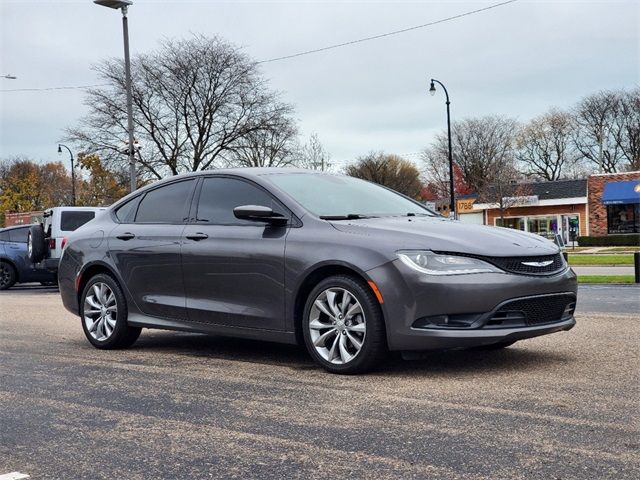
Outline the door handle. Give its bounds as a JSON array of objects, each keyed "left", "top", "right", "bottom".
[
  {"left": 186, "top": 232, "right": 208, "bottom": 241},
  {"left": 116, "top": 232, "right": 135, "bottom": 241}
]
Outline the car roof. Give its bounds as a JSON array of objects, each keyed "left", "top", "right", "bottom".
[
  {"left": 0, "top": 224, "right": 35, "bottom": 231},
  {"left": 111, "top": 168, "right": 337, "bottom": 208}
]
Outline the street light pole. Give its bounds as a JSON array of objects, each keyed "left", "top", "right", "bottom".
[
  {"left": 429, "top": 79, "right": 455, "bottom": 218},
  {"left": 94, "top": 0, "right": 136, "bottom": 193},
  {"left": 58, "top": 144, "right": 76, "bottom": 206}
]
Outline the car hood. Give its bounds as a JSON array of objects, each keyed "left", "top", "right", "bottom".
[{"left": 329, "top": 216, "right": 559, "bottom": 257}]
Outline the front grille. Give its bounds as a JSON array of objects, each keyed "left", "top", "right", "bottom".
[
  {"left": 436, "top": 251, "right": 566, "bottom": 276},
  {"left": 487, "top": 293, "right": 576, "bottom": 327},
  {"left": 486, "top": 253, "right": 565, "bottom": 275}
]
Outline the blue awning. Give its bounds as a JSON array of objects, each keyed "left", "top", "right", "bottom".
[{"left": 601, "top": 180, "right": 640, "bottom": 205}]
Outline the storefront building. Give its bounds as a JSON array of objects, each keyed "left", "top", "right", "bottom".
[
  {"left": 587, "top": 172, "right": 640, "bottom": 236},
  {"left": 459, "top": 179, "right": 588, "bottom": 243},
  {"left": 456, "top": 172, "right": 640, "bottom": 241}
]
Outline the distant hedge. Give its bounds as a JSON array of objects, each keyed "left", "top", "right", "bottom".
[{"left": 578, "top": 234, "right": 640, "bottom": 247}]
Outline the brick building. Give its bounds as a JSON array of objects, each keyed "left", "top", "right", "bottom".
[
  {"left": 3, "top": 211, "right": 43, "bottom": 227},
  {"left": 455, "top": 172, "right": 640, "bottom": 242},
  {"left": 587, "top": 172, "right": 640, "bottom": 236},
  {"left": 459, "top": 179, "right": 588, "bottom": 243}
]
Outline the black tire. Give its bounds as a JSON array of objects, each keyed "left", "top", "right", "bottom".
[
  {"left": 302, "top": 275, "right": 387, "bottom": 374},
  {"left": 0, "top": 262, "right": 17, "bottom": 290},
  {"left": 473, "top": 340, "right": 517, "bottom": 350},
  {"left": 28, "top": 225, "right": 46, "bottom": 263},
  {"left": 80, "top": 273, "right": 141, "bottom": 349}
]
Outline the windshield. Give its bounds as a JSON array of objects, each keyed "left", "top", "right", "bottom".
[{"left": 266, "top": 173, "right": 435, "bottom": 218}]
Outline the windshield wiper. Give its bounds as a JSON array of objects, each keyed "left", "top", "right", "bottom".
[{"left": 319, "top": 214, "right": 374, "bottom": 220}]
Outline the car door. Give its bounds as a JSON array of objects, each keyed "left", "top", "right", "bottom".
[
  {"left": 181, "top": 176, "right": 290, "bottom": 330},
  {"left": 108, "top": 179, "right": 196, "bottom": 321},
  {"left": 8, "top": 226, "right": 45, "bottom": 282}
]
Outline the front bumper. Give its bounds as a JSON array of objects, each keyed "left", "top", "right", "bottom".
[{"left": 367, "top": 259, "right": 578, "bottom": 351}]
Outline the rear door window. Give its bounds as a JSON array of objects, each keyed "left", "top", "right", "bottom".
[
  {"left": 0, "top": 231, "right": 10, "bottom": 242},
  {"left": 135, "top": 180, "right": 195, "bottom": 224},
  {"left": 60, "top": 211, "right": 96, "bottom": 232}
]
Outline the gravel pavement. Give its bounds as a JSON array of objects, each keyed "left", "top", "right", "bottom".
[{"left": 0, "top": 287, "right": 638, "bottom": 479}]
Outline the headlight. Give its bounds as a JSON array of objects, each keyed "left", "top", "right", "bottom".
[{"left": 397, "top": 250, "right": 501, "bottom": 275}]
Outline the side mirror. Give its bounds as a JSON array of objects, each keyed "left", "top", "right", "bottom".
[{"left": 233, "top": 205, "right": 288, "bottom": 225}]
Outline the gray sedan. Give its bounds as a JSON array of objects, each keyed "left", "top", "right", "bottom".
[{"left": 58, "top": 169, "right": 576, "bottom": 373}]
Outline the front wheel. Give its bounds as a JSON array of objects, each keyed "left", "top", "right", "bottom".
[
  {"left": 302, "top": 275, "right": 386, "bottom": 374},
  {"left": 80, "top": 273, "right": 141, "bottom": 349}
]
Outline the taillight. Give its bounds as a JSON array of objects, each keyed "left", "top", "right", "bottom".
[
  {"left": 48, "top": 238, "right": 56, "bottom": 249},
  {"left": 61, "top": 237, "right": 68, "bottom": 250}
]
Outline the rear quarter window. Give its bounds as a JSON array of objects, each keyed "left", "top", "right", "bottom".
[
  {"left": 60, "top": 211, "right": 96, "bottom": 232},
  {"left": 8, "top": 228, "right": 29, "bottom": 243},
  {"left": 114, "top": 197, "right": 141, "bottom": 223},
  {"left": 0, "top": 231, "right": 9, "bottom": 242}
]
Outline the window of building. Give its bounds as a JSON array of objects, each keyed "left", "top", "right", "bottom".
[
  {"left": 607, "top": 204, "right": 639, "bottom": 234},
  {"left": 527, "top": 216, "right": 559, "bottom": 240},
  {"left": 495, "top": 217, "right": 525, "bottom": 230}
]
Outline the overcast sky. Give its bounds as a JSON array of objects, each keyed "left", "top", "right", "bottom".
[{"left": 0, "top": 0, "right": 638, "bottom": 170}]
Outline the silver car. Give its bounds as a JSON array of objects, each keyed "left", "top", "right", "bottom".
[{"left": 58, "top": 169, "right": 577, "bottom": 374}]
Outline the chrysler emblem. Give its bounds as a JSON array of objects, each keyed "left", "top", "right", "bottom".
[{"left": 522, "top": 260, "right": 554, "bottom": 267}]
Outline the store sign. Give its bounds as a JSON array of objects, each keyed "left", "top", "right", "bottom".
[
  {"left": 502, "top": 195, "right": 539, "bottom": 207},
  {"left": 457, "top": 198, "right": 476, "bottom": 213},
  {"left": 423, "top": 201, "right": 436, "bottom": 212}
]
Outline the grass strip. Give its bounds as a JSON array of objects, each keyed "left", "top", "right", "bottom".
[
  {"left": 568, "top": 254, "right": 634, "bottom": 266},
  {"left": 577, "top": 275, "right": 635, "bottom": 284}
]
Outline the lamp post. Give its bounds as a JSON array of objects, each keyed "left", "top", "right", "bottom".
[
  {"left": 58, "top": 144, "right": 76, "bottom": 206},
  {"left": 94, "top": 0, "right": 136, "bottom": 193},
  {"left": 429, "top": 78, "right": 455, "bottom": 218}
]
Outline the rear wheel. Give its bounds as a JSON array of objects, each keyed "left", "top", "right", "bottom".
[
  {"left": 80, "top": 273, "right": 141, "bottom": 349},
  {"left": 302, "top": 275, "right": 386, "bottom": 374},
  {"left": 0, "top": 262, "right": 17, "bottom": 290}
]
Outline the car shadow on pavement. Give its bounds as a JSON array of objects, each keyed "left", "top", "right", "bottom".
[{"left": 123, "top": 330, "right": 573, "bottom": 377}]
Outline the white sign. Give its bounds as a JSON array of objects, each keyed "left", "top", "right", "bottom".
[{"left": 502, "top": 195, "right": 539, "bottom": 207}]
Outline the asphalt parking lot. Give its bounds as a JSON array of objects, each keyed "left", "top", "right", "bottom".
[{"left": 1, "top": 286, "right": 638, "bottom": 479}]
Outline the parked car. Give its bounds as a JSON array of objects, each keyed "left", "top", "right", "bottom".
[
  {"left": 0, "top": 225, "right": 56, "bottom": 289},
  {"left": 28, "top": 206, "right": 107, "bottom": 273},
  {"left": 58, "top": 169, "right": 577, "bottom": 374}
]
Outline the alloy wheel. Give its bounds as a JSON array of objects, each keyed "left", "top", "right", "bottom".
[
  {"left": 0, "top": 264, "right": 13, "bottom": 288},
  {"left": 308, "top": 287, "right": 366, "bottom": 364},
  {"left": 83, "top": 282, "right": 118, "bottom": 341}
]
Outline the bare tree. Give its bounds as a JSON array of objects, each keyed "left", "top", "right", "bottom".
[
  {"left": 226, "top": 115, "right": 299, "bottom": 168},
  {"left": 67, "top": 35, "right": 297, "bottom": 180},
  {"left": 611, "top": 88, "right": 640, "bottom": 171},
  {"left": 297, "top": 133, "right": 332, "bottom": 171},
  {"left": 572, "top": 90, "right": 624, "bottom": 173},
  {"left": 422, "top": 115, "right": 518, "bottom": 194},
  {"left": 516, "top": 109, "right": 580, "bottom": 180},
  {"left": 345, "top": 152, "right": 422, "bottom": 198}
]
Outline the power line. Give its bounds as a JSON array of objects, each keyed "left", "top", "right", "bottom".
[
  {"left": 258, "top": 0, "right": 519, "bottom": 64},
  {"left": 0, "top": 83, "right": 110, "bottom": 93},
  {"left": 0, "top": 0, "right": 518, "bottom": 93}
]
